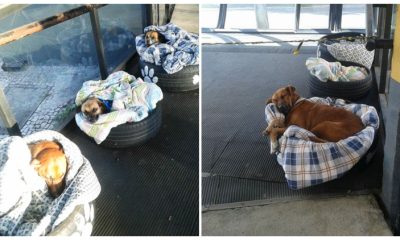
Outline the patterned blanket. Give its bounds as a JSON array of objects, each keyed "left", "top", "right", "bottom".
[
  {"left": 135, "top": 23, "right": 199, "bottom": 74},
  {"left": 75, "top": 71, "right": 163, "bottom": 144},
  {"left": 265, "top": 97, "right": 379, "bottom": 189},
  {"left": 0, "top": 130, "right": 101, "bottom": 236},
  {"left": 306, "top": 57, "right": 369, "bottom": 82}
]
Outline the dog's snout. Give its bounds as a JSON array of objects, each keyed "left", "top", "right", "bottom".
[{"left": 277, "top": 104, "right": 290, "bottom": 115}]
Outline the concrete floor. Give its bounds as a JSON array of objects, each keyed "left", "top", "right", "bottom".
[{"left": 202, "top": 194, "right": 392, "bottom": 236}]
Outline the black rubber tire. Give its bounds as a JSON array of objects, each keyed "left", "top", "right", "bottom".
[
  {"left": 308, "top": 61, "right": 372, "bottom": 100},
  {"left": 100, "top": 105, "right": 162, "bottom": 148},
  {"left": 139, "top": 59, "right": 199, "bottom": 92},
  {"left": 318, "top": 32, "right": 366, "bottom": 62}
]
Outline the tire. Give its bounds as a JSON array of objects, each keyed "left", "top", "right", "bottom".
[
  {"left": 139, "top": 59, "right": 199, "bottom": 92},
  {"left": 317, "top": 32, "right": 366, "bottom": 62},
  {"left": 47, "top": 202, "right": 95, "bottom": 236},
  {"left": 309, "top": 61, "right": 372, "bottom": 100},
  {"left": 100, "top": 105, "right": 162, "bottom": 148}
]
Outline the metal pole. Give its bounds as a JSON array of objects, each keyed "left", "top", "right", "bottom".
[
  {"left": 366, "top": 4, "right": 374, "bottom": 37},
  {"left": 295, "top": 4, "right": 301, "bottom": 31},
  {"left": 216, "top": 4, "right": 227, "bottom": 29},
  {"left": 0, "top": 4, "right": 106, "bottom": 47},
  {"left": 379, "top": 5, "right": 393, "bottom": 93},
  {"left": 89, "top": 7, "right": 108, "bottom": 80},
  {"left": 0, "top": 89, "right": 21, "bottom": 136}
]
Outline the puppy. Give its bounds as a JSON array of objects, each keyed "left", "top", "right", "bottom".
[
  {"left": 145, "top": 30, "right": 166, "bottom": 47},
  {"left": 29, "top": 141, "right": 68, "bottom": 198},
  {"left": 80, "top": 97, "right": 110, "bottom": 123},
  {"left": 263, "top": 86, "right": 364, "bottom": 150}
]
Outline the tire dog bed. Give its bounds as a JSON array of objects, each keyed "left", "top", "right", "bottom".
[
  {"left": 75, "top": 71, "right": 163, "bottom": 147},
  {"left": 135, "top": 23, "right": 199, "bottom": 92},
  {"left": 317, "top": 32, "right": 374, "bottom": 69},
  {"left": 308, "top": 61, "right": 372, "bottom": 100},
  {"left": 101, "top": 105, "right": 162, "bottom": 148},
  {"left": 139, "top": 59, "right": 199, "bottom": 92},
  {"left": 265, "top": 97, "right": 379, "bottom": 190}
]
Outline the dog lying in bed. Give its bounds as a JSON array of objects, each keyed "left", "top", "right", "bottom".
[
  {"left": 263, "top": 86, "right": 364, "bottom": 150},
  {"left": 29, "top": 141, "right": 68, "bottom": 198},
  {"left": 145, "top": 30, "right": 166, "bottom": 47}
]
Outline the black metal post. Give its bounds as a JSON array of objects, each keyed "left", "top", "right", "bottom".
[
  {"left": 216, "top": 4, "right": 227, "bottom": 29},
  {"left": 295, "top": 4, "right": 301, "bottom": 31},
  {"left": 89, "top": 7, "right": 108, "bottom": 80},
  {"left": 142, "top": 4, "right": 153, "bottom": 28},
  {"left": 0, "top": 88, "right": 21, "bottom": 136},
  {"left": 379, "top": 5, "right": 393, "bottom": 93}
]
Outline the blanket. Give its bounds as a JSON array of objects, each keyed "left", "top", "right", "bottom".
[
  {"left": 75, "top": 71, "right": 163, "bottom": 144},
  {"left": 135, "top": 23, "right": 199, "bottom": 74},
  {"left": 0, "top": 130, "right": 101, "bottom": 236},
  {"left": 306, "top": 57, "right": 369, "bottom": 82},
  {"left": 265, "top": 97, "right": 379, "bottom": 189}
]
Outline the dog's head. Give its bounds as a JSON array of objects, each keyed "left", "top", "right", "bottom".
[
  {"left": 266, "top": 85, "right": 299, "bottom": 115},
  {"left": 145, "top": 31, "right": 163, "bottom": 47},
  {"left": 30, "top": 141, "right": 68, "bottom": 198},
  {"left": 81, "top": 97, "right": 105, "bottom": 123}
]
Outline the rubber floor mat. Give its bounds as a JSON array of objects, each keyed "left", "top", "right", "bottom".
[
  {"left": 62, "top": 91, "right": 199, "bottom": 236},
  {"left": 202, "top": 45, "right": 383, "bottom": 205}
]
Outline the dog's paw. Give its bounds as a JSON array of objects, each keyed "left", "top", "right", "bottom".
[{"left": 270, "top": 140, "right": 279, "bottom": 154}]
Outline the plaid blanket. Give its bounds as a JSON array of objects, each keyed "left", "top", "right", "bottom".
[
  {"left": 0, "top": 130, "right": 100, "bottom": 236},
  {"left": 265, "top": 97, "right": 379, "bottom": 189},
  {"left": 75, "top": 71, "right": 163, "bottom": 144},
  {"left": 135, "top": 23, "right": 199, "bottom": 74}
]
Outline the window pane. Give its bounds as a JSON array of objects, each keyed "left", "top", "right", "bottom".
[
  {"left": 222, "top": 4, "right": 296, "bottom": 30},
  {"left": 0, "top": 5, "right": 98, "bottom": 135},
  {"left": 201, "top": 4, "right": 220, "bottom": 29},
  {"left": 262, "top": 4, "right": 295, "bottom": 30},
  {"left": 299, "top": 4, "right": 329, "bottom": 29},
  {"left": 225, "top": 4, "right": 257, "bottom": 29},
  {"left": 98, "top": 4, "right": 143, "bottom": 72},
  {"left": 342, "top": 4, "right": 366, "bottom": 29}
]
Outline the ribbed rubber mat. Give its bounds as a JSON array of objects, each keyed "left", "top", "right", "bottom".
[
  {"left": 202, "top": 45, "right": 383, "bottom": 206},
  {"left": 62, "top": 91, "right": 198, "bottom": 236}
]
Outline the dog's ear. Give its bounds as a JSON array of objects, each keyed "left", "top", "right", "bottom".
[
  {"left": 286, "top": 85, "right": 296, "bottom": 96},
  {"left": 266, "top": 98, "right": 273, "bottom": 105}
]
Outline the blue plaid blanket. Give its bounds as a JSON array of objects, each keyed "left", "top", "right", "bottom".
[
  {"left": 265, "top": 97, "right": 379, "bottom": 190},
  {"left": 135, "top": 23, "right": 199, "bottom": 74}
]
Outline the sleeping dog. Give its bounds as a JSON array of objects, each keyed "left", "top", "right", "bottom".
[
  {"left": 145, "top": 30, "right": 166, "bottom": 47},
  {"left": 80, "top": 97, "right": 113, "bottom": 123},
  {"left": 29, "top": 141, "right": 68, "bottom": 198},
  {"left": 263, "top": 86, "right": 364, "bottom": 150}
]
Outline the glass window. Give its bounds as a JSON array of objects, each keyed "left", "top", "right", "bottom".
[
  {"left": 342, "top": 4, "right": 366, "bottom": 29},
  {"left": 261, "top": 4, "right": 295, "bottom": 30},
  {"left": 0, "top": 4, "right": 81, "bottom": 33},
  {"left": 299, "top": 4, "right": 330, "bottom": 29},
  {"left": 225, "top": 4, "right": 257, "bottom": 29},
  {"left": 201, "top": 4, "right": 220, "bottom": 29},
  {"left": 98, "top": 4, "right": 143, "bottom": 72}
]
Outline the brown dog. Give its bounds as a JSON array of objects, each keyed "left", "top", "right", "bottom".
[
  {"left": 263, "top": 86, "right": 364, "bottom": 149},
  {"left": 145, "top": 30, "right": 166, "bottom": 47},
  {"left": 29, "top": 141, "right": 68, "bottom": 198},
  {"left": 81, "top": 97, "right": 107, "bottom": 123}
]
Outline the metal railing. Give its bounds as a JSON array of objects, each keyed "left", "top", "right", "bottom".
[{"left": 204, "top": 4, "right": 366, "bottom": 34}]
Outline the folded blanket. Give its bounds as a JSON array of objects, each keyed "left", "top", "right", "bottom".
[
  {"left": 306, "top": 57, "right": 369, "bottom": 82},
  {"left": 265, "top": 97, "right": 379, "bottom": 189},
  {"left": 135, "top": 23, "right": 199, "bottom": 74},
  {"left": 75, "top": 71, "right": 163, "bottom": 144},
  {"left": 0, "top": 130, "right": 101, "bottom": 236},
  {"left": 326, "top": 41, "right": 375, "bottom": 69}
]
